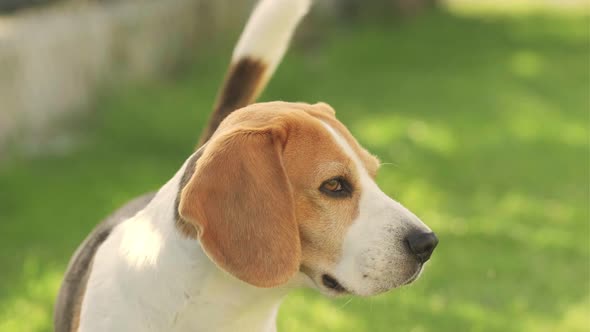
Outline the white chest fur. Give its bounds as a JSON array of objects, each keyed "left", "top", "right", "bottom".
[{"left": 78, "top": 163, "right": 291, "bottom": 332}]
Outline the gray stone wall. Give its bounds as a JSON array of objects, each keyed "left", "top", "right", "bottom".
[{"left": 0, "top": 0, "right": 254, "bottom": 153}]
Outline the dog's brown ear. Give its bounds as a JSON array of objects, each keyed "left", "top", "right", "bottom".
[
  {"left": 312, "top": 102, "right": 336, "bottom": 116},
  {"left": 301, "top": 102, "right": 336, "bottom": 121},
  {"left": 179, "top": 125, "right": 300, "bottom": 288}
]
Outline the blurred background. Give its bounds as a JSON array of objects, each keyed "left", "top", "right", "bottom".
[{"left": 0, "top": 0, "right": 588, "bottom": 331}]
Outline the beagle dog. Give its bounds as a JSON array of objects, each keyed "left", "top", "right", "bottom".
[{"left": 54, "top": 0, "right": 438, "bottom": 331}]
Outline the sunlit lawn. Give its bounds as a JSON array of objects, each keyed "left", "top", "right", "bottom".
[{"left": 0, "top": 8, "right": 588, "bottom": 332}]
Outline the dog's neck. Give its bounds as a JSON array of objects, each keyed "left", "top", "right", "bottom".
[{"left": 111, "top": 153, "right": 304, "bottom": 331}]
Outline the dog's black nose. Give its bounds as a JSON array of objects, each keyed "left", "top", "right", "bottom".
[{"left": 405, "top": 232, "right": 438, "bottom": 263}]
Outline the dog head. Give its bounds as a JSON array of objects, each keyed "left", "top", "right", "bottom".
[{"left": 178, "top": 101, "right": 437, "bottom": 296}]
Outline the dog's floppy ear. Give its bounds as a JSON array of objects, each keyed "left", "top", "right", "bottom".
[
  {"left": 301, "top": 102, "right": 336, "bottom": 120},
  {"left": 179, "top": 125, "right": 300, "bottom": 288},
  {"left": 312, "top": 102, "right": 336, "bottom": 116}
]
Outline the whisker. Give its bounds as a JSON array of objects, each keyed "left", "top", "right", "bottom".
[
  {"left": 339, "top": 296, "right": 354, "bottom": 309},
  {"left": 379, "top": 161, "right": 399, "bottom": 168}
]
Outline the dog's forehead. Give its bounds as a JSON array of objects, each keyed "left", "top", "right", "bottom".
[
  {"left": 302, "top": 108, "right": 380, "bottom": 178},
  {"left": 282, "top": 116, "right": 354, "bottom": 184},
  {"left": 214, "top": 101, "right": 312, "bottom": 132},
  {"left": 216, "top": 101, "right": 379, "bottom": 176}
]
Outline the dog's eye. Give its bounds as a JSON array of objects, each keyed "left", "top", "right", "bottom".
[
  {"left": 320, "top": 177, "right": 352, "bottom": 198},
  {"left": 323, "top": 179, "right": 341, "bottom": 191}
]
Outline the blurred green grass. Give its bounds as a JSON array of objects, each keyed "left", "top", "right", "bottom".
[{"left": 0, "top": 9, "right": 588, "bottom": 332}]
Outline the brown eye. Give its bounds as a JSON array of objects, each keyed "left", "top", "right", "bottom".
[
  {"left": 323, "top": 179, "right": 342, "bottom": 192},
  {"left": 320, "top": 177, "right": 352, "bottom": 198}
]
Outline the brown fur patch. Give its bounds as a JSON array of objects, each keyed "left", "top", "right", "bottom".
[
  {"left": 302, "top": 102, "right": 380, "bottom": 178},
  {"left": 198, "top": 57, "right": 267, "bottom": 146},
  {"left": 179, "top": 102, "right": 370, "bottom": 287},
  {"left": 181, "top": 121, "right": 300, "bottom": 287}
]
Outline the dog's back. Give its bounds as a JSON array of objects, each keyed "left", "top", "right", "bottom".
[
  {"left": 54, "top": 193, "right": 156, "bottom": 332},
  {"left": 53, "top": 1, "right": 311, "bottom": 331}
]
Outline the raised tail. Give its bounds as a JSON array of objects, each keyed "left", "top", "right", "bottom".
[{"left": 198, "top": 0, "right": 312, "bottom": 145}]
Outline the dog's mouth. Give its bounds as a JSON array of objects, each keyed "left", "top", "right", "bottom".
[
  {"left": 321, "top": 274, "right": 348, "bottom": 293},
  {"left": 304, "top": 262, "right": 423, "bottom": 296},
  {"left": 403, "top": 264, "right": 424, "bottom": 285}
]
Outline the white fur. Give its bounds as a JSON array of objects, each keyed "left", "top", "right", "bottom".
[
  {"left": 321, "top": 122, "right": 432, "bottom": 296},
  {"left": 233, "top": 0, "right": 312, "bottom": 74},
  {"left": 78, "top": 155, "right": 310, "bottom": 332}
]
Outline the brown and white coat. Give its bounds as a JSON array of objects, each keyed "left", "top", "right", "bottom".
[{"left": 54, "top": 1, "right": 437, "bottom": 331}]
